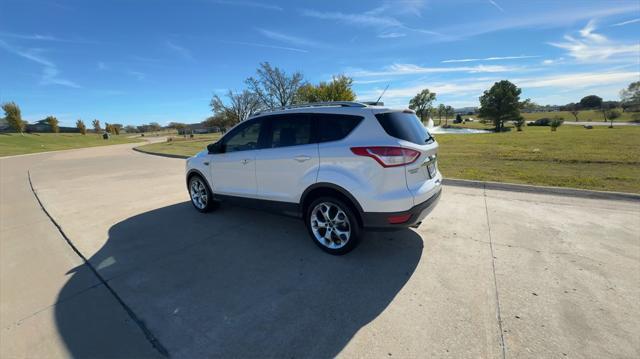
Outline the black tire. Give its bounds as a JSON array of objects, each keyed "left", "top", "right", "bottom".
[
  {"left": 305, "top": 196, "right": 362, "bottom": 255},
  {"left": 188, "top": 175, "right": 216, "bottom": 213}
]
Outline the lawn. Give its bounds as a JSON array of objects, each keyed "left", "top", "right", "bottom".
[
  {"left": 134, "top": 133, "right": 223, "bottom": 157},
  {"left": 136, "top": 126, "right": 640, "bottom": 193},
  {"left": 0, "top": 133, "right": 143, "bottom": 157},
  {"left": 436, "top": 125, "right": 640, "bottom": 193}
]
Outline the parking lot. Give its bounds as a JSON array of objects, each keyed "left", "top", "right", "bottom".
[{"left": 1, "top": 143, "right": 639, "bottom": 358}]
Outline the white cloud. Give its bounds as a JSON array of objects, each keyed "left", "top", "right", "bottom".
[
  {"left": 549, "top": 20, "right": 640, "bottom": 63},
  {"left": 488, "top": 0, "right": 505, "bottom": 13},
  {"left": 611, "top": 18, "right": 640, "bottom": 27},
  {"left": 378, "top": 32, "right": 407, "bottom": 39},
  {"left": 222, "top": 40, "right": 308, "bottom": 53},
  {"left": 366, "top": 0, "right": 427, "bottom": 17},
  {"left": 433, "top": 3, "right": 638, "bottom": 41},
  {"left": 0, "top": 40, "right": 80, "bottom": 88},
  {"left": 442, "top": 55, "right": 538, "bottom": 63},
  {"left": 301, "top": 8, "right": 441, "bottom": 38},
  {"left": 514, "top": 70, "right": 638, "bottom": 89},
  {"left": 355, "top": 70, "right": 638, "bottom": 107},
  {"left": 257, "top": 29, "right": 322, "bottom": 47},
  {"left": 0, "top": 32, "right": 94, "bottom": 43},
  {"left": 349, "top": 63, "right": 522, "bottom": 78},
  {"left": 166, "top": 41, "right": 193, "bottom": 60}
]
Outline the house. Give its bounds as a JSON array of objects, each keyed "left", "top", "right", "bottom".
[{"left": 26, "top": 119, "right": 79, "bottom": 133}]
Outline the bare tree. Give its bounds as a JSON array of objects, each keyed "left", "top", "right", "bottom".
[
  {"left": 210, "top": 90, "right": 261, "bottom": 125},
  {"left": 92, "top": 119, "right": 101, "bottom": 133},
  {"left": 245, "top": 62, "right": 304, "bottom": 109}
]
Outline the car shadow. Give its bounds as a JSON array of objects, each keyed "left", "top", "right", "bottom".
[{"left": 55, "top": 201, "right": 424, "bottom": 358}]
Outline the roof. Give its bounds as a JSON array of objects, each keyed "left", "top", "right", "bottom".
[{"left": 249, "top": 101, "right": 392, "bottom": 118}]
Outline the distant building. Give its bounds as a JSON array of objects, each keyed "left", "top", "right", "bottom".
[
  {"left": 0, "top": 117, "right": 9, "bottom": 132},
  {"left": 178, "top": 123, "right": 220, "bottom": 135},
  {"left": 26, "top": 119, "right": 79, "bottom": 133}
]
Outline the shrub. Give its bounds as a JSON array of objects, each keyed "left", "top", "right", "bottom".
[
  {"left": 513, "top": 117, "right": 525, "bottom": 131},
  {"left": 550, "top": 116, "right": 564, "bottom": 131},
  {"left": 528, "top": 118, "right": 551, "bottom": 126},
  {"left": 631, "top": 113, "right": 640, "bottom": 123}
]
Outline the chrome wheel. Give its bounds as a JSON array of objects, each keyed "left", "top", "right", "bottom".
[
  {"left": 310, "top": 202, "right": 351, "bottom": 249},
  {"left": 189, "top": 177, "right": 208, "bottom": 210}
]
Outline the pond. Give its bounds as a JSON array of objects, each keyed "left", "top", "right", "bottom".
[{"left": 424, "top": 118, "right": 492, "bottom": 134}]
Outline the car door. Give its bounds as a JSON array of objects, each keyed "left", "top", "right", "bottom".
[
  {"left": 209, "top": 118, "right": 263, "bottom": 198},
  {"left": 255, "top": 113, "right": 319, "bottom": 203}
]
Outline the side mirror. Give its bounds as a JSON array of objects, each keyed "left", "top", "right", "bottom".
[{"left": 207, "top": 141, "right": 224, "bottom": 154}]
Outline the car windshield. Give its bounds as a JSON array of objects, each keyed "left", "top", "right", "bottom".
[{"left": 375, "top": 111, "right": 434, "bottom": 145}]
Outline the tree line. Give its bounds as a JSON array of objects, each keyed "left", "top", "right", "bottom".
[{"left": 408, "top": 80, "right": 639, "bottom": 132}]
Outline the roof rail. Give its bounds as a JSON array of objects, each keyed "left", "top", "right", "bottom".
[{"left": 252, "top": 101, "right": 368, "bottom": 116}]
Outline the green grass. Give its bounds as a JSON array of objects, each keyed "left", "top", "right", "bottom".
[
  {"left": 437, "top": 125, "right": 640, "bottom": 193},
  {"left": 135, "top": 133, "right": 223, "bottom": 157},
  {"left": 0, "top": 133, "right": 143, "bottom": 157},
  {"left": 521, "top": 109, "right": 635, "bottom": 122},
  {"left": 136, "top": 126, "right": 640, "bottom": 193}
]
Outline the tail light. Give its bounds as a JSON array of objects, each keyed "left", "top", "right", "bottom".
[{"left": 350, "top": 146, "right": 420, "bottom": 167}]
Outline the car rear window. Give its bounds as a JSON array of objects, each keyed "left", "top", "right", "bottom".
[
  {"left": 375, "top": 111, "right": 434, "bottom": 145},
  {"left": 315, "top": 114, "right": 363, "bottom": 143}
]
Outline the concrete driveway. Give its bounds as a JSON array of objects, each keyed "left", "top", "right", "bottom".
[{"left": 1, "top": 143, "right": 639, "bottom": 358}]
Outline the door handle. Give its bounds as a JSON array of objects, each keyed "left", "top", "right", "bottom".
[
  {"left": 294, "top": 155, "right": 311, "bottom": 162},
  {"left": 241, "top": 159, "right": 251, "bottom": 165}
]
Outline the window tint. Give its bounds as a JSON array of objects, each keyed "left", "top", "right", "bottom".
[
  {"left": 224, "top": 120, "right": 261, "bottom": 152},
  {"left": 316, "top": 114, "right": 363, "bottom": 143},
  {"left": 268, "top": 114, "right": 312, "bottom": 148},
  {"left": 375, "top": 112, "right": 434, "bottom": 145}
]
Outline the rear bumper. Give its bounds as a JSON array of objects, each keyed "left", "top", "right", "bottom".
[{"left": 361, "top": 187, "right": 442, "bottom": 230}]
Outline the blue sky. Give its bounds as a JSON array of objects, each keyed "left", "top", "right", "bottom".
[{"left": 1, "top": 0, "right": 639, "bottom": 126}]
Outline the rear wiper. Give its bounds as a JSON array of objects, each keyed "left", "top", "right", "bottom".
[{"left": 425, "top": 134, "right": 434, "bottom": 143}]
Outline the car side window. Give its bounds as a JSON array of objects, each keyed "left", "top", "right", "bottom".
[
  {"left": 267, "top": 114, "right": 312, "bottom": 148},
  {"left": 224, "top": 120, "right": 262, "bottom": 152},
  {"left": 316, "top": 114, "right": 363, "bottom": 143}
]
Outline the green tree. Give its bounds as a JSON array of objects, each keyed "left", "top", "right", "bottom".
[
  {"left": 444, "top": 106, "right": 455, "bottom": 126},
  {"left": 210, "top": 89, "right": 261, "bottom": 125},
  {"left": 123, "top": 125, "right": 138, "bottom": 133},
  {"left": 479, "top": 80, "right": 523, "bottom": 132},
  {"left": 92, "top": 119, "right": 101, "bottom": 133},
  {"left": 76, "top": 119, "right": 87, "bottom": 135},
  {"left": 605, "top": 109, "right": 621, "bottom": 128},
  {"left": 246, "top": 62, "right": 304, "bottom": 109},
  {"left": 436, "top": 104, "right": 446, "bottom": 125},
  {"left": 44, "top": 116, "right": 59, "bottom": 133},
  {"left": 296, "top": 75, "right": 356, "bottom": 103},
  {"left": 203, "top": 113, "right": 235, "bottom": 131},
  {"left": 579, "top": 95, "right": 603, "bottom": 109},
  {"left": 620, "top": 81, "right": 640, "bottom": 112},
  {"left": 408, "top": 89, "right": 436, "bottom": 123},
  {"left": 550, "top": 116, "right": 564, "bottom": 132},
  {"left": 2, "top": 102, "right": 25, "bottom": 134}
]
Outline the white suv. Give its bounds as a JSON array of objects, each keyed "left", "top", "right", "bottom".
[{"left": 185, "top": 102, "right": 442, "bottom": 254}]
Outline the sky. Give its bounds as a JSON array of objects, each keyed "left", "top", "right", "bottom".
[{"left": 1, "top": 0, "right": 639, "bottom": 126}]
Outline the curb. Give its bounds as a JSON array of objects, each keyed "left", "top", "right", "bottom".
[
  {"left": 132, "top": 147, "right": 189, "bottom": 159},
  {"left": 443, "top": 178, "right": 640, "bottom": 202}
]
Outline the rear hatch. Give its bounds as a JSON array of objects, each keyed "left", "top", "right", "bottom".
[{"left": 374, "top": 110, "right": 441, "bottom": 205}]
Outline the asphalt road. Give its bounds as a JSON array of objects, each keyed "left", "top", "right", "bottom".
[{"left": 1, "top": 143, "right": 639, "bottom": 358}]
